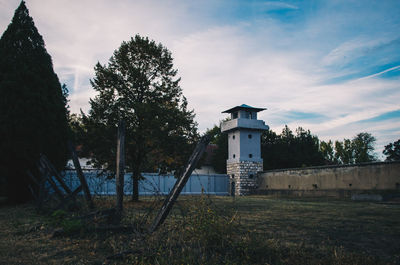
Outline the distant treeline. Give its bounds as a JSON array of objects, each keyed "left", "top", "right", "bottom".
[{"left": 207, "top": 125, "right": 400, "bottom": 173}]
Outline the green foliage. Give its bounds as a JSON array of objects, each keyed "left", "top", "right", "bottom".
[
  {"left": 205, "top": 125, "right": 228, "bottom": 173},
  {"left": 68, "top": 113, "right": 86, "bottom": 151},
  {"left": 49, "top": 209, "right": 83, "bottom": 234},
  {"left": 334, "top": 132, "right": 377, "bottom": 164},
  {"left": 0, "top": 1, "right": 69, "bottom": 202},
  {"left": 50, "top": 209, "right": 68, "bottom": 224},
  {"left": 83, "top": 35, "right": 198, "bottom": 200},
  {"left": 383, "top": 139, "right": 400, "bottom": 161},
  {"left": 261, "top": 125, "right": 325, "bottom": 170},
  {"left": 352, "top": 132, "right": 376, "bottom": 163},
  {"left": 320, "top": 140, "right": 336, "bottom": 164},
  {"left": 334, "top": 139, "right": 354, "bottom": 164}
]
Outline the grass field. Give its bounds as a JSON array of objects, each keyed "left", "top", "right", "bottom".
[{"left": 0, "top": 195, "right": 399, "bottom": 264}]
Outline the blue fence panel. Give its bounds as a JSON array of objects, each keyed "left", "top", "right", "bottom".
[{"left": 60, "top": 170, "right": 229, "bottom": 196}]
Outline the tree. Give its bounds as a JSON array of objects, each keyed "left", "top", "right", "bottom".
[
  {"left": 293, "top": 127, "right": 324, "bottom": 167},
  {"left": 352, "top": 132, "right": 376, "bottom": 163},
  {"left": 334, "top": 132, "right": 376, "bottom": 164},
  {"left": 320, "top": 140, "right": 336, "bottom": 164},
  {"left": 261, "top": 125, "right": 324, "bottom": 170},
  {"left": 334, "top": 139, "right": 354, "bottom": 164},
  {"left": 383, "top": 139, "right": 400, "bottom": 161},
  {"left": 83, "top": 35, "right": 198, "bottom": 201},
  {"left": 206, "top": 125, "right": 228, "bottom": 174},
  {"left": 0, "top": 2, "right": 69, "bottom": 203}
]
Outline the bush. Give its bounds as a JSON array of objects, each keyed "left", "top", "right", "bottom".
[{"left": 49, "top": 209, "right": 84, "bottom": 235}]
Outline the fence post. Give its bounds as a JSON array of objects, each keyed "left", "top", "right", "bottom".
[
  {"left": 68, "top": 141, "right": 94, "bottom": 209},
  {"left": 116, "top": 120, "right": 125, "bottom": 219}
]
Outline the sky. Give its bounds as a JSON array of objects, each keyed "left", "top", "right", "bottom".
[{"left": 1, "top": 0, "right": 399, "bottom": 159}]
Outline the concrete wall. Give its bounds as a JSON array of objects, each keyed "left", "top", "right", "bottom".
[{"left": 256, "top": 161, "right": 400, "bottom": 196}]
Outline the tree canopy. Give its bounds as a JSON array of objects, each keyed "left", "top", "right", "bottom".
[
  {"left": 322, "top": 132, "right": 377, "bottom": 165},
  {"left": 261, "top": 125, "right": 324, "bottom": 170},
  {"left": 205, "top": 125, "right": 228, "bottom": 174},
  {"left": 0, "top": 1, "right": 69, "bottom": 202},
  {"left": 83, "top": 35, "right": 198, "bottom": 200},
  {"left": 383, "top": 139, "right": 400, "bottom": 161}
]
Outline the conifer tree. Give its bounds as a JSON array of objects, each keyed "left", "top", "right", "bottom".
[{"left": 0, "top": 1, "right": 69, "bottom": 202}]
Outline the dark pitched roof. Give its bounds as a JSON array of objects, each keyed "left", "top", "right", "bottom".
[{"left": 222, "top": 104, "right": 266, "bottom": 113}]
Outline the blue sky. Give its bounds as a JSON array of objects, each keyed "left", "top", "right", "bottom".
[{"left": 1, "top": 0, "right": 399, "bottom": 158}]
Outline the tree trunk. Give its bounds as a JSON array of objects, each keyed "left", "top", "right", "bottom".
[{"left": 131, "top": 172, "right": 139, "bottom": 201}]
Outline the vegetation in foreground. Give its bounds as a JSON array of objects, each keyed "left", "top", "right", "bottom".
[{"left": 0, "top": 195, "right": 399, "bottom": 265}]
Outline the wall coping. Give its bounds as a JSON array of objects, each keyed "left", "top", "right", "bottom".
[{"left": 261, "top": 160, "right": 400, "bottom": 174}]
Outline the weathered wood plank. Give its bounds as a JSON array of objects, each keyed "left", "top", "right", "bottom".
[
  {"left": 56, "top": 185, "right": 83, "bottom": 209},
  {"left": 37, "top": 159, "right": 65, "bottom": 201},
  {"left": 116, "top": 120, "right": 126, "bottom": 218},
  {"left": 68, "top": 141, "right": 94, "bottom": 209},
  {"left": 149, "top": 135, "right": 211, "bottom": 232},
  {"left": 40, "top": 154, "right": 72, "bottom": 195}
]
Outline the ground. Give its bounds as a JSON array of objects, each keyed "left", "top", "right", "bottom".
[{"left": 0, "top": 195, "right": 399, "bottom": 264}]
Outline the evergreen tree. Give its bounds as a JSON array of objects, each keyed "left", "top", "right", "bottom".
[
  {"left": 261, "top": 126, "right": 324, "bottom": 170},
  {"left": 0, "top": 2, "right": 69, "bottom": 202},
  {"left": 83, "top": 35, "right": 198, "bottom": 201}
]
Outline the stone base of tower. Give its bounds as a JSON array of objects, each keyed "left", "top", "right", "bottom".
[{"left": 227, "top": 161, "right": 263, "bottom": 196}]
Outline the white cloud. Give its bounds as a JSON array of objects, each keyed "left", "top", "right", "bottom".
[{"left": 322, "top": 36, "right": 399, "bottom": 67}]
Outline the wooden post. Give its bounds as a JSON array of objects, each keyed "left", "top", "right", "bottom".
[
  {"left": 116, "top": 120, "right": 125, "bottom": 217},
  {"left": 37, "top": 160, "right": 64, "bottom": 201},
  {"left": 149, "top": 135, "right": 211, "bottom": 232},
  {"left": 68, "top": 141, "right": 94, "bottom": 209},
  {"left": 40, "top": 154, "right": 73, "bottom": 195}
]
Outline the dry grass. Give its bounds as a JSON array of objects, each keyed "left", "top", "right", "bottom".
[{"left": 0, "top": 195, "right": 399, "bottom": 264}]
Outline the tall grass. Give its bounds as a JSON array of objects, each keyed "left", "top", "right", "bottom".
[{"left": 120, "top": 196, "right": 384, "bottom": 265}]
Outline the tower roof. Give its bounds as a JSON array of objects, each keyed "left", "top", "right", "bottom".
[{"left": 222, "top": 104, "right": 266, "bottom": 113}]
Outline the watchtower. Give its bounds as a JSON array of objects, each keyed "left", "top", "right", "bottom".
[{"left": 221, "top": 104, "right": 269, "bottom": 195}]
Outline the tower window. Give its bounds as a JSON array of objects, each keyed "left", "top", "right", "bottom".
[
  {"left": 232, "top": 135, "right": 235, "bottom": 140},
  {"left": 249, "top": 154, "right": 253, "bottom": 158},
  {"left": 248, "top": 134, "right": 252, "bottom": 139},
  {"left": 233, "top": 154, "right": 236, "bottom": 158}
]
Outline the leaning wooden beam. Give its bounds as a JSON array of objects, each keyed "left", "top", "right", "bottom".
[
  {"left": 57, "top": 185, "right": 82, "bottom": 209},
  {"left": 116, "top": 120, "right": 126, "bottom": 219},
  {"left": 68, "top": 141, "right": 94, "bottom": 209},
  {"left": 37, "top": 172, "right": 47, "bottom": 210},
  {"left": 26, "top": 170, "right": 40, "bottom": 186},
  {"left": 40, "top": 154, "right": 72, "bottom": 195},
  {"left": 37, "top": 160, "right": 65, "bottom": 201},
  {"left": 149, "top": 135, "right": 211, "bottom": 233},
  {"left": 27, "top": 184, "right": 38, "bottom": 200}
]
